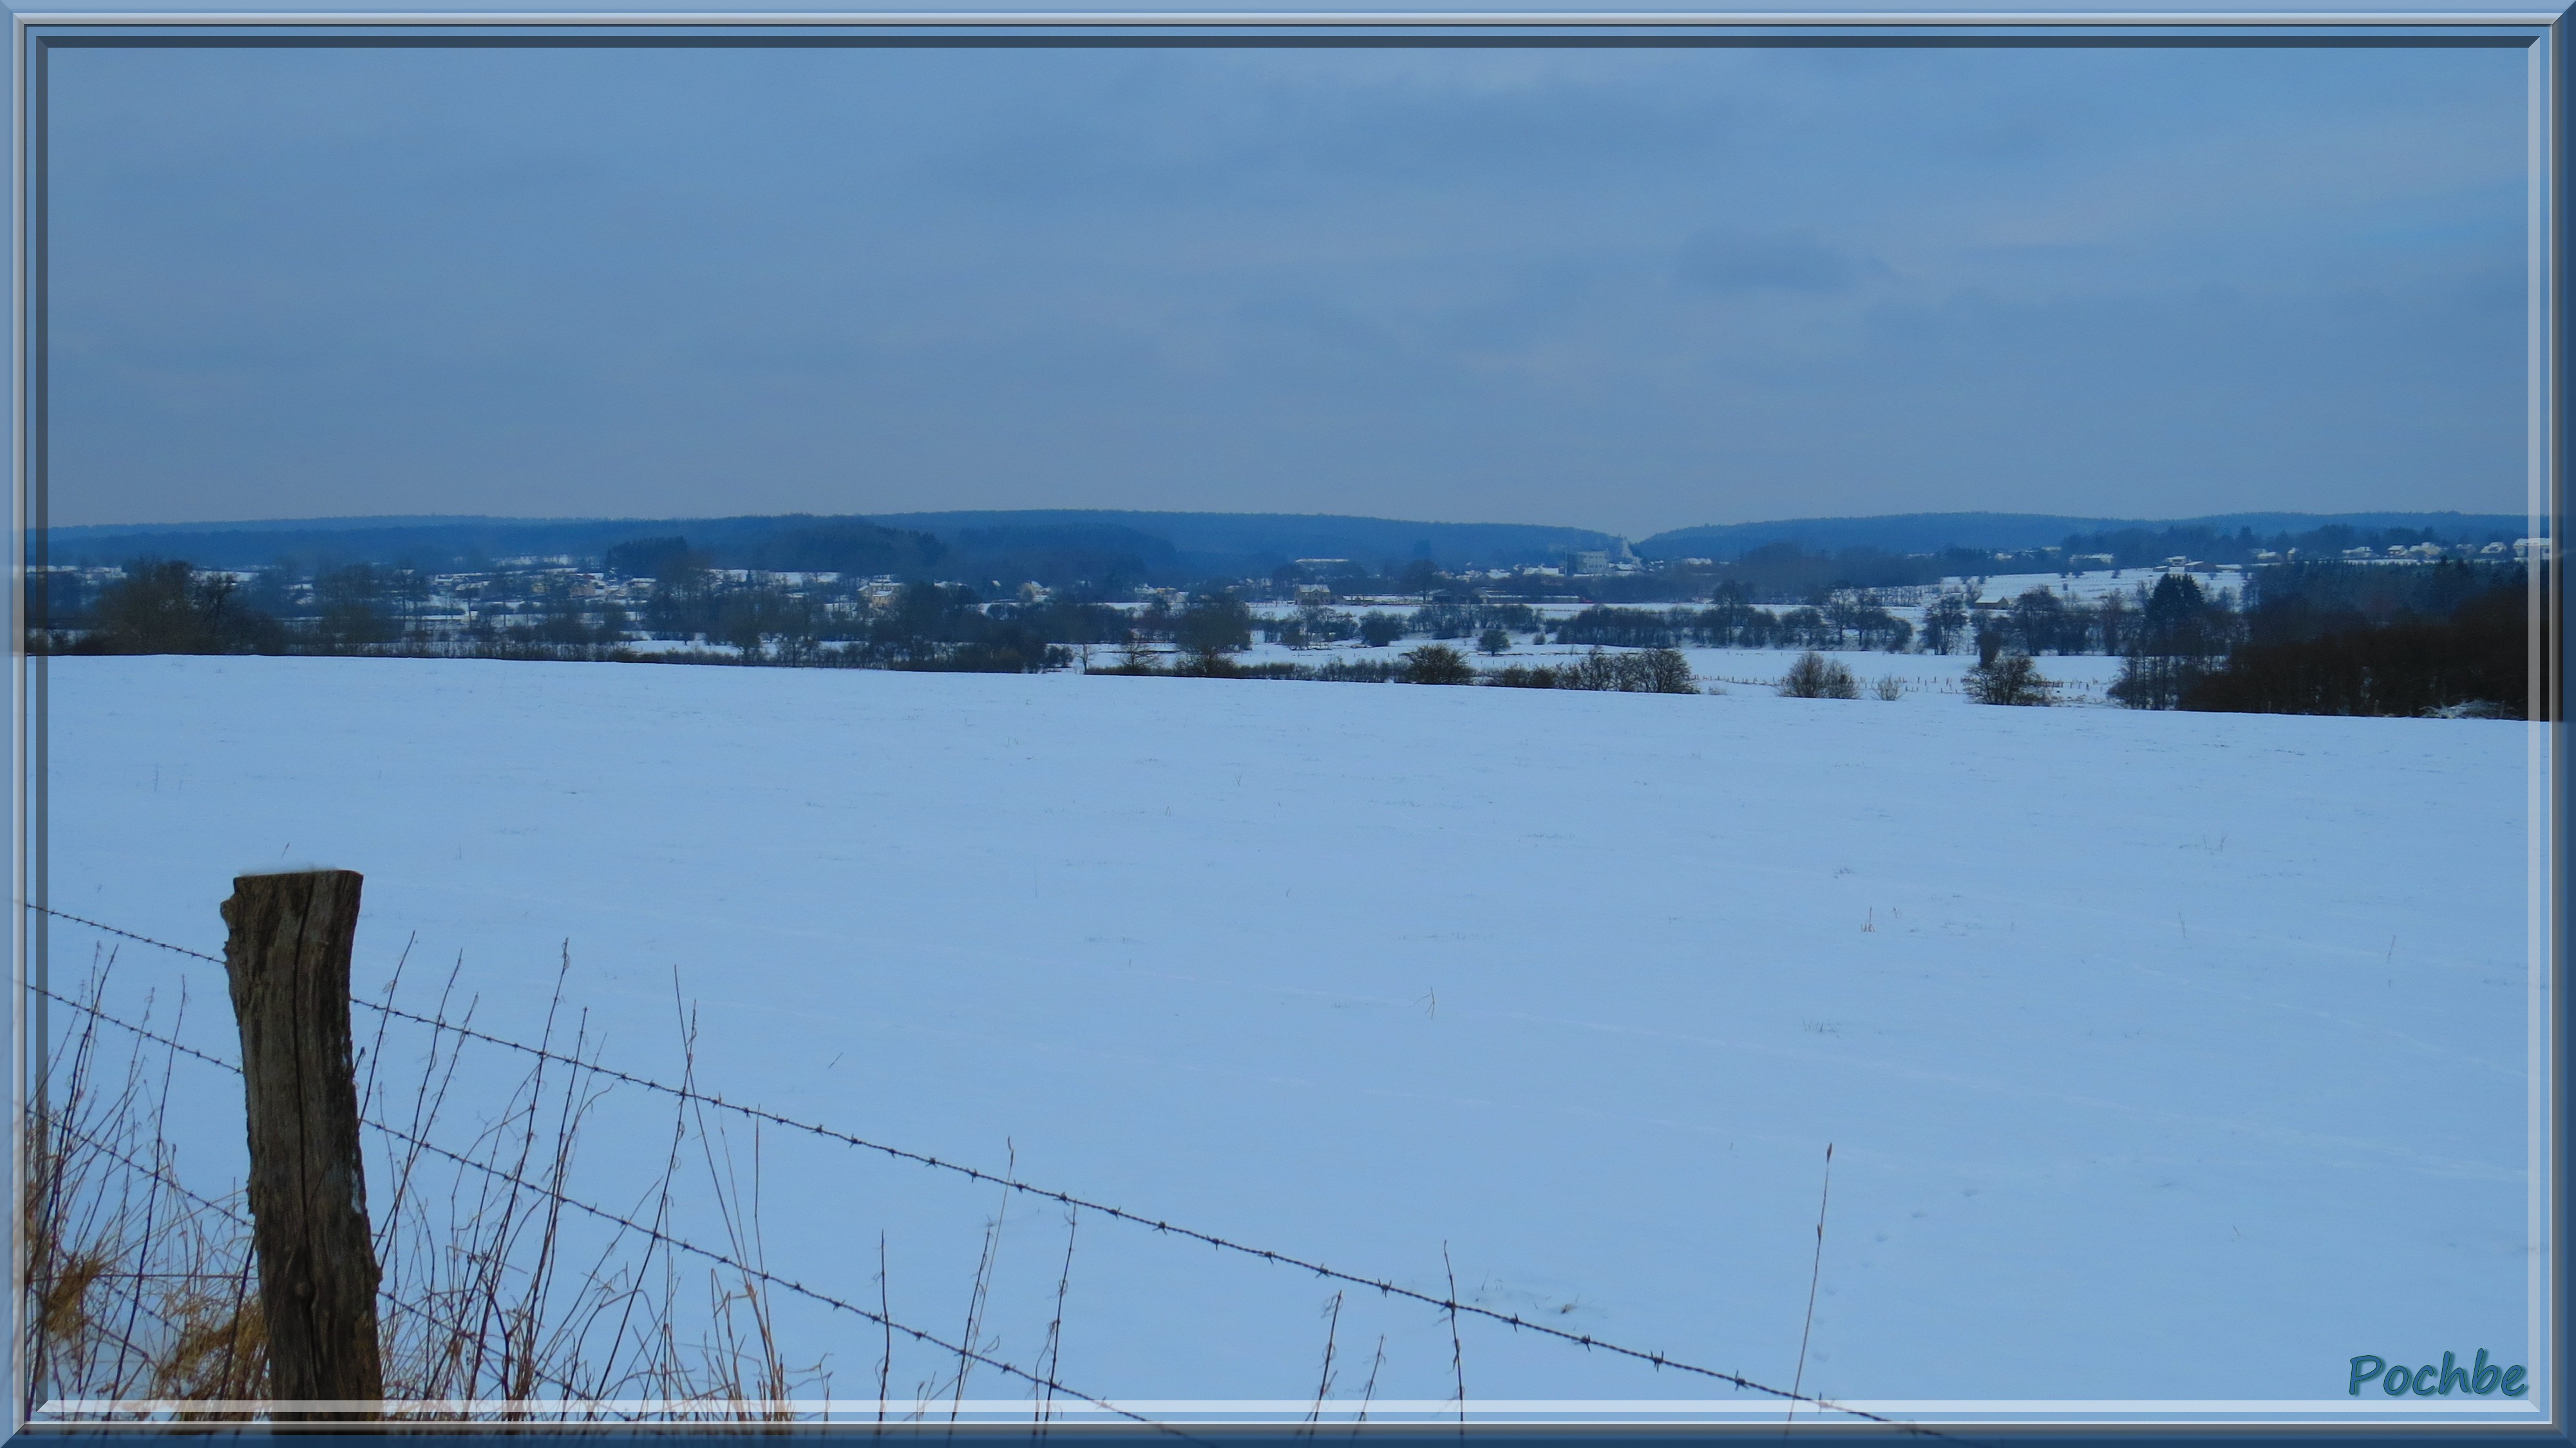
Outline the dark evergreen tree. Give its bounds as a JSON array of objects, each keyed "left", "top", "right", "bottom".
[
  {"left": 2183, "top": 564, "right": 2542, "bottom": 717},
  {"left": 2111, "top": 573, "right": 2237, "bottom": 709}
]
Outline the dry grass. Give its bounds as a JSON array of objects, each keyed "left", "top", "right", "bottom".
[
  {"left": 23, "top": 948, "right": 822, "bottom": 1424},
  {"left": 23, "top": 962, "right": 269, "bottom": 1420}
]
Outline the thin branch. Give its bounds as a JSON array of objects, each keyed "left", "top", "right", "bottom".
[{"left": 1789, "top": 1143, "right": 1836, "bottom": 1431}]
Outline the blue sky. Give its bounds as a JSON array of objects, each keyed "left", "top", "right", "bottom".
[{"left": 41, "top": 33, "right": 2533, "bottom": 536}]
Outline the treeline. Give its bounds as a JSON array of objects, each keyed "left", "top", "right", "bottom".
[
  {"left": 634, "top": 574, "right": 1132, "bottom": 671},
  {"left": 39, "top": 556, "right": 2544, "bottom": 719},
  {"left": 2170, "top": 562, "right": 2543, "bottom": 718},
  {"left": 1513, "top": 561, "right": 2543, "bottom": 719},
  {"left": 1104, "top": 642, "right": 1701, "bottom": 694},
  {"left": 30, "top": 561, "right": 1140, "bottom": 674},
  {"left": 1513, "top": 586, "right": 2117, "bottom": 657},
  {"left": 39, "top": 561, "right": 294, "bottom": 655},
  {"left": 33, "top": 559, "right": 650, "bottom": 659},
  {"left": 2088, "top": 564, "right": 2540, "bottom": 717},
  {"left": 1553, "top": 590, "right": 1918, "bottom": 651},
  {"left": 1245, "top": 591, "right": 1909, "bottom": 653}
]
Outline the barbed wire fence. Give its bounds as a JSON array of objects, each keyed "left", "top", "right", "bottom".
[
  {"left": 27, "top": 975, "right": 1194, "bottom": 1434},
  {"left": 26, "top": 902, "right": 1955, "bottom": 1437}
]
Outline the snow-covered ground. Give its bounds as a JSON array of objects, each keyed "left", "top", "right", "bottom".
[{"left": 36, "top": 656, "right": 2543, "bottom": 1424}]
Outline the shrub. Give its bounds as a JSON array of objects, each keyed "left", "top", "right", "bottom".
[
  {"left": 1967, "top": 651, "right": 2053, "bottom": 705},
  {"left": 1399, "top": 643, "right": 1477, "bottom": 685},
  {"left": 1314, "top": 657, "right": 1402, "bottom": 683},
  {"left": 75, "top": 560, "right": 284, "bottom": 656},
  {"left": 1636, "top": 647, "right": 1700, "bottom": 694},
  {"left": 1172, "top": 647, "right": 1243, "bottom": 678},
  {"left": 1777, "top": 652, "right": 1861, "bottom": 700},
  {"left": 1873, "top": 675, "right": 1906, "bottom": 701},
  {"left": 1174, "top": 592, "right": 1253, "bottom": 658},
  {"left": 1357, "top": 611, "right": 1405, "bottom": 647},
  {"left": 1520, "top": 647, "right": 1702, "bottom": 694},
  {"left": 1566, "top": 649, "right": 1623, "bottom": 692}
]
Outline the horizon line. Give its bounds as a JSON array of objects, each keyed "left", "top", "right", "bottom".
[{"left": 34, "top": 504, "right": 2543, "bottom": 537}]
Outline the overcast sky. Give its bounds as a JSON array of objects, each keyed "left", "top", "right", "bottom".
[{"left": 41, "top": 34, "right": 2533, "bottom": 537}]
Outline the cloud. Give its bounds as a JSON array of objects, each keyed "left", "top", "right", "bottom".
[{"left": 35, "top": 42, "right": 2529, "bottom": 534}]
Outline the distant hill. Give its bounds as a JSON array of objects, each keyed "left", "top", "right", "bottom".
[
  {"left": 46, "top": 514, "right": 537, "bottom": 540},
  {"left": 37, "top": 510, "right": 1618, "bottom": 584},
  {"left": 36, "top": 508, "right": 2539, "bottom": 585},
  {"left": 1637, "top": 511, "right": 2537, "bottom": 560},
  {"left": 875, "top": 510, "right": 1615, "bottom": 580},
  {"left": 35, "top": 515, "right": 945, "bottom": 578}
]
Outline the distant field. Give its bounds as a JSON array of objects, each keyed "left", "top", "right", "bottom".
[
  {"left": 42, "top": 656, "right": 2537, "bottom": 1418},
  {"left": 1226, "top": 566, "right": 2227, "bottom": 705}
]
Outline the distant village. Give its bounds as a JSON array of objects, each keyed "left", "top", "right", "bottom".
[
  {"left": 26, "top": 514, "right": 2548, "bottom": 718},
  {"left": 25, "top": 530, "right": 2552, "bottom": 654}
]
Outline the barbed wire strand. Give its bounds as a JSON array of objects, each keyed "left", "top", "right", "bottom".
[
  {"left": 29, "top": 983, "right": 1198, "bottom": 1440},
  {"left": 31, "top": 1112, "right": 627, "bottom": 1409},
  {"left": 30, "top": 906, "right": 1946, "bottom": 1435}
]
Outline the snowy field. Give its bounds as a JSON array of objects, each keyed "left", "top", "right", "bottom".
[{"left": 36, "top": 656, "right": 2543, "bottom": 1423}]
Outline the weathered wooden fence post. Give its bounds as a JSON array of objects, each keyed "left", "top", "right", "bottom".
[{"left": 220, "top": 869, "right": 384, "bottom": 1416}]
